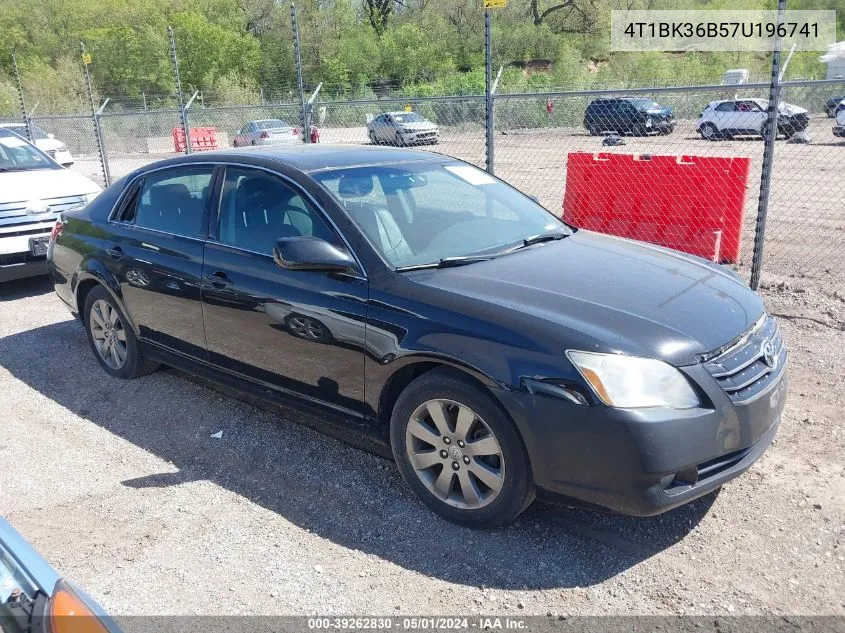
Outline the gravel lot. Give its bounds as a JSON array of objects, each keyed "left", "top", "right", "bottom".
[{"left": 1, "top": 274, "right": 843, "bottom": 616}]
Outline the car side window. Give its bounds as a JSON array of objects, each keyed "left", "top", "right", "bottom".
[
  {"left": 133, "top": 167, "right": 214, "bottom": 238},
  {"left": 216, "top": 167, "right": 342, "bottom": 254},
  {"left": 716, "top": 102, "right": 737, "bottom": 112}
]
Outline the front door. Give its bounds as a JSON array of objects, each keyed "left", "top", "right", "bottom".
[
  {"left": 200, "top": 165, "right": 368, "bottom": 417},
  {"left": 102, "top": 165, "right": 215, "bottom": 359}
]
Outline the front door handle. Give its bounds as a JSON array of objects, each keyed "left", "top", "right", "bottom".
[
  {"left": 205, "top": 271, "right": 232, "bottom": 288},
  {"left": 106, "top": 247, "right": 123, "bottom": 260}
]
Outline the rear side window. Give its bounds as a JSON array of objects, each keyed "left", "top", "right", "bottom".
[{"left": 133, "top": 167, "right": 214, "bottom": 238}]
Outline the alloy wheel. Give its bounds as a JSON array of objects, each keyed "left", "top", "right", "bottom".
[
  {"left": 288, "top": 316, "right": 324, "bottom": 340},
  {"left": 405, "top": 399, "right": 505, "bottom": 510},
  {"left": 89, "top": 299, "right": 128, "bottom": 369}
]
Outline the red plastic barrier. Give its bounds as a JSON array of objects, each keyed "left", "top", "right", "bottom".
[
  {"left": 562, "top": 152, "right": 750, "bottom": 263},
  {"left": 172, "top": 127, "right": 219, "bottom": 153}
]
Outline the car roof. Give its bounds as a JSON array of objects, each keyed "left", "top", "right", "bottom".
[{"left": 138, "top": 144, "right": 447, "bottom": 174}]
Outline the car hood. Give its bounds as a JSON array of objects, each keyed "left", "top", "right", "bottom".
[
  {"left": 34, "top": 138, "right": 66, "bottom": 151},
  {"left": 410, "top": 231, "right": 764, "bottom": 366},
  {"left": 778, "top": 102, "right": 808, "bottom": 116},
  {"left": 645, "top": 106, "right": 673, "bottom": 117},
  {"left": 398, "top": 121, "right": 437, "bottom": 131},
  {"left": 0, "top": 168, "right": 101, "bottom": 204}
]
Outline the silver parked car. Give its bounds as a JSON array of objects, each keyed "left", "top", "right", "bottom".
[
  {"left": 232, "top": 119, "right": 301, "bottom": 147},
  {"left": 367, "top": 111, "right": 439, "bottom": 146}
]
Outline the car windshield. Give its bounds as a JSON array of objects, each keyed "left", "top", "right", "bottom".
[
  {"left": 391, "top": 113, "right": 425, "bottom": 123},
  {"left": 629, "top": 99, "right": 660, "bottom": 110},
  {"left": 0, "top": 133, "right": 57, "bottom": 171},
  {"left": 313, "top": 161, "right": 570, "bottom": 269},
  {"left": 256, "top": 119, "right": 289, "bottom": 129}
]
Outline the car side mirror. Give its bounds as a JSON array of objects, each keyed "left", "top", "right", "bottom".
[
  {"left": 47, "top": 133, "right": 55, "bottom": 139},
  {"left": 273, "top": 236, "right": 356, "bottom": 273}
]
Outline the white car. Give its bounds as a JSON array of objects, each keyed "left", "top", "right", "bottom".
[
  {"left": 0, "top": 129, "right": 100, "bottom": 282},
  {"left": 696, "top": 99, "right": 810, "bottom": 140},
  {"left": 0, "top": 122, "right": 75, "bottom": 166}
]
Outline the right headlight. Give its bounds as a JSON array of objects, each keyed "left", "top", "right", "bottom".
[{"left": 566, "top": 350, "right": 700, "bottom": 409}]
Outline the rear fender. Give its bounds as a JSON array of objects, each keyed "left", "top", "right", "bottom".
[{"left": 72, "top": 259, "right": 137, "bottom": 335}]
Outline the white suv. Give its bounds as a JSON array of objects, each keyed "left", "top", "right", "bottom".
[
  {"left": 0, "top": 129, "right": 100, "bottom": 282},
  {"left": 696, "top": 99, "right": 810, "bottom": 140}
]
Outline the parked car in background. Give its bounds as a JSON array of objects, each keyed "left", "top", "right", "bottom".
[
  {"left": 0, "top": 128, "right": 100, "bottom": 282},
  {"left": 697, "top": 99, "right": 809, "bottom": 140},
  {"left": 232, "top": 119, "right": 301, "bottom": 147},
  {"left": 368, "top": 111, "right": 439, "bottom": 146},
  {"left": 583, "top": 97, "right": 675, "bottom": 136},
  {"left": 0, "top": 122, "right": 74, "bottom": 166},
  {"left": 833, "top": 107, "right": 845, "bottom": 137},
  {"left": 824, "top": 96, "right": 844, "bottom": 117},
  {"left": 49, "top": 144, "right": 785, "bottom": 528},
  {"left": 0, "top": 517, "right": 122, "bottom": 633}
]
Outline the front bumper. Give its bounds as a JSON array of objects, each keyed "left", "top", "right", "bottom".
[
  {"left": 646, "top": 118, "right": 674, "bottom": 131},
  {"left": 493, "top": 361, "right": 786, "bottom": 516},
  {"left": 399, "top": 131, "right": 440, "bottom": 144},
  {"left": 0, "top": 227, "right": 52, "bottom": 282},
  {"left": 52, "top": 150, "right": 74, "bottom": 165}
]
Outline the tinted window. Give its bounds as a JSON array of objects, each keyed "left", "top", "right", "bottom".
[
  {"left": 217, "top": 167, "right": 340, "bottom": 254},
  {"left": 715, "top": 102, "right": 737, "bottom": 112},
  {"left": 134, "top": 167, "right": 213, "bottom": 238}
]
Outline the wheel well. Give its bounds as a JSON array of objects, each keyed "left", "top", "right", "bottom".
[
  {"left": 377, "top": 362, "right": 496, "bottom": 431},
  {"left": 75, "top": 278, "right": 102, "bottom": 320}
]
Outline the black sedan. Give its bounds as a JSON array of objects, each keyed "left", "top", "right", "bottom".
[{"left": 47, "top": 145, "right": 787, "bottom": 528}]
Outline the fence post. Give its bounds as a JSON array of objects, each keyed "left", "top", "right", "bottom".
[
  {"left": 80, "top": 43, "right": 110, "bottom": 187},
  {"left": 168, "top": 26, "right": 192, "bottom": 154},
  {"left": 11, "top": 54, "right": 33, "bottom": 143},
  {"left": 749, "top": 0, "right": 786, "bottom": 291},
  {"left": 291, "top": 2, "right": 309, "bottom": 143},
  {"left": 484, "top": 9, "right": 494, "bottom": 174}
]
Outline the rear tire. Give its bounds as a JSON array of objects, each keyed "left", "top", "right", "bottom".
[
  {"left": 390, "top": 368, "right": 534, "bottom": 528},
  {"left": 632, "top": 123, "right": 646, "bottom": 136},
  {"left": 83, "top": 286, "right": 158, "bottom": 380},
  {"left": 369, "top": 130, "right": 378, "bottom": 145}
]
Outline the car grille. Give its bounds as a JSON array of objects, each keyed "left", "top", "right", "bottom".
[
  {"left": 417, "top": 131, "right": 437, "bottom": 138},
  {"left": 702, "top": 314, "right": 786, "bottom": 403},
  {"left": 0, "top": 194, "right": 86, "bottom": 223}
]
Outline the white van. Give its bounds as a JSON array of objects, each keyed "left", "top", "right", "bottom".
[{"left": 0, "top": 129, "right": 100, "bottom": 282}]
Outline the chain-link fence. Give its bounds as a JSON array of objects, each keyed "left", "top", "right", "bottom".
[{"left": 4, "top": 29, "right": 845, "bottom": 309}]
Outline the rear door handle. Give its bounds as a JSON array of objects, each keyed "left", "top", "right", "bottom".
[
  {"left": 106, "top": 247, "right": 123, "bottom": 260},
  {"left": 205, "top": 271, "right": 232, "bottom": 288}
]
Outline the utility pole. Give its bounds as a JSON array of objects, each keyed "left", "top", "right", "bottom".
[{"left": 168, "top": 26, "right": 192, "bottom": 154}]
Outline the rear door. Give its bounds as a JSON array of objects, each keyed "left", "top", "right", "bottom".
[
  {"left": 200, "top": 165, "right": 368, "bottom": 417},
  {"left": 103, "top": 164, "right": 216, "bottom": 359}
]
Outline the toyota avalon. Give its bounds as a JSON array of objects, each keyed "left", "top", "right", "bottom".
[{"left": 47, "top": 145, "right": 786, "bottom": 528}]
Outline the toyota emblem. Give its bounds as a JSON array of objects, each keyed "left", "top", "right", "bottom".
[{"left": 761, "top": 340, "right": 777, "bottom": 369}]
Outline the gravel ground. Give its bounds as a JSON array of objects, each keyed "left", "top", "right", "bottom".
[{"left": 0, "top": 275, "right": 843, "bottom": 617}]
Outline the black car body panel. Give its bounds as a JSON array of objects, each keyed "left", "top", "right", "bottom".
[
  {"left": 583, "top": 98, "right": 675, "bottom": 135},
  {"left": 48, "top": 145, "right": 784, "bottom": 516}
]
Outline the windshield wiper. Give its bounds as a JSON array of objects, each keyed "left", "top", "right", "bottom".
[
  {"left": 507, "top": 229, "right": 569, "bottom": 251},
  {"left": 396, "top": 254, "right": 497, "bottom": 272}
]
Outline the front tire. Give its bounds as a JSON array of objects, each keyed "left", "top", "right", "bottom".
[
  {"left": 700, "top": 122, "right": 720, "bottom": 140},
  {"left": 84, "top": 286, "right": 158, "bottom": 379},
  {"left": 390, "top": 368, "right": 534, "bottom": 528}
]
